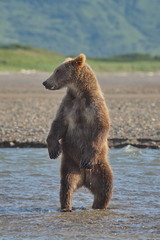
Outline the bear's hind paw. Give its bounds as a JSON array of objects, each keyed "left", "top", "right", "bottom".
[{"left": 60, "top": 209, "right": 72, "bottom": 212}]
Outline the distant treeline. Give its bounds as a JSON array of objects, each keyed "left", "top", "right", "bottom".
[
  {"left": 0, "top": 44, "right": 35, "bottom": 50},
  {"left": 1, "top": 44, "right": 160, "bottom": 62},
  {"left": 91, "top": 53, "right": 160, "bottom": 62}
]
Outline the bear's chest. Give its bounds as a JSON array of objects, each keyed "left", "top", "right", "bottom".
[{"left": 64, "top": 98, "right": 95, "bottom": 130}]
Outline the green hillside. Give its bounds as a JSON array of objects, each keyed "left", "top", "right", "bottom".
[
  {"left": 0, "top": 0, "right": 159, "bottom": 57},
  {"left": 0, "top": 45, "right": 159, "bottom": 72},
  {"left": 0, "top": 45, "right": 64, "bottom": 72}
]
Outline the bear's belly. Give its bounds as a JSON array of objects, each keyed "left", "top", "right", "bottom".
[
  {"left": 62, "top": 135, "right": 86, "bottom": 164},
  {"left": 63, "top": 122, "right": 93, "bottom": 163},
  {"left": 63, "top": 101, "right": 96, "bottom": 162}
]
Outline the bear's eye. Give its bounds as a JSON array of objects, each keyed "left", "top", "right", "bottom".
[{"left": 55, "top": 69, "right": 60, "bottom": 74}]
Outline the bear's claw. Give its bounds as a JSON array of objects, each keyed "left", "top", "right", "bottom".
[
  {"left": 48, "top": 142, "right": 62, "bottom": 159},
  {"left": 49, "top": 149, "right": 61, "bottom": 159}
]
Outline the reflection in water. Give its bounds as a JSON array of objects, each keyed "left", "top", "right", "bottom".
[{"left": 0, "top": 146, "right": 160, "bottom": 239}]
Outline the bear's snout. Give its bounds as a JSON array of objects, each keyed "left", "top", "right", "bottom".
[
  {"left": 42, "top": 80, "right": 52, "bottom": 90},
  {"left": 42, "top": 81, "right": 48, "bottom": 87},
  {"left": 42, "top": 80, "right": 59, "bottom": 90}
]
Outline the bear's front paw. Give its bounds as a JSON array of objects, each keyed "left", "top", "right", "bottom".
[
  {"left": 80, "top": 160, "right": 92, "bottom": 169},
  {"left": 47, "top": 136, "right": 62, "bottom": 159},
  {"left": 48, "top": 142, "right": 62, "bottom": 159}
]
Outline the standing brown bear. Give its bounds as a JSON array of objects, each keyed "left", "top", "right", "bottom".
[{"left": 43, "top": 54, "right": 113, "bottom": 211}]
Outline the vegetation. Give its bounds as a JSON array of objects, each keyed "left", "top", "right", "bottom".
[
  {"left": 0, "top": 45, "right": 159, "bottom": 72},
  {"left": 0, "top": 0, "right": 159, "bottom": 57},
  {"left": 92, "top": 53, "right": 160, "bottom": 62},
  {"left": 0, "top": 44, "right": 64, "bottom": 72}
]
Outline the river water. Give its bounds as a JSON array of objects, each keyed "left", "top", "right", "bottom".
[{"left": 0, "top": 146, "right": 160, "bottom": 240}]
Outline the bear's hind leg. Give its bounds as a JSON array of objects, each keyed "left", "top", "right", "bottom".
[
  {"left": 85, "top": 163, "right": 113, "bottom": 209},
  {"left": 60, "top": 173, "right": 82, "bottom": 211},
  {"left": 92, "top": 192, "right": 111, "bottom": 209},
  {"left": 60, "top": 159, "right": 83, "bottom": 212}
]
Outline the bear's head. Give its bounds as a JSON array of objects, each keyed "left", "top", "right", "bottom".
[{"left": 43, "top": 54, "right": 86, "bottom": 90}]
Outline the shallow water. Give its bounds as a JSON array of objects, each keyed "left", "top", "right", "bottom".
[{"left": 0, "top": 146, "right": 160, "bottom": 240}]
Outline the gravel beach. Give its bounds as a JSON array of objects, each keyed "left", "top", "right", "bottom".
[{"left": 0, "top": 71, "right": 160, "bottom": 148}]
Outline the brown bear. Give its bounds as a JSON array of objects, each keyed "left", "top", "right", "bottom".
[{"left": 43, "top": 54, "right": 113, "bottom": 211}]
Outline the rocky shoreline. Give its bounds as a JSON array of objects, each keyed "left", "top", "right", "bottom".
[
  {"left": 0, "top": 72, "right": 160, "bottom": 149},
  {"left": 1, "top": 138, "right": 160, "bottom": 149}
]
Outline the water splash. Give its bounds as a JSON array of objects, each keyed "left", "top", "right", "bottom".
[{"left": 122, "top": 145, "right": 142, "bottom": 155}]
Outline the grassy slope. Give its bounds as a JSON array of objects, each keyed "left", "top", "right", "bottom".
[
  {"left": 0, "top": 0, "right": 159, "bottom": 57},
  {"left": 0, "top": 46, "right": 64, "bottom": 72},
  {"left": 0, "top": 46, "right": 160, "bottom": 72}
]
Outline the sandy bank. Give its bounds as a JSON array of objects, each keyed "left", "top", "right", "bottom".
[{"left": 0, "top": 72, "right": 160, "bottom": 148}]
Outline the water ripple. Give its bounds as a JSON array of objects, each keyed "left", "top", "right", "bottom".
[{"left": 0, "top": 147, "right": 160, "bottom": 239}]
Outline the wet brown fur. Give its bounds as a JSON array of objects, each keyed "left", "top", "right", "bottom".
[{"left": 43, "top": 54, "right": 113, "bottom": 211}]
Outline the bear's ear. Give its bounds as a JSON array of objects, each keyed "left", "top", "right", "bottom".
[
  {"left": 64, "top": 57, "right": 73, "bottom": 63},
  {"left": 72, "top": 54, "right": 86, "bottom": 67}
]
